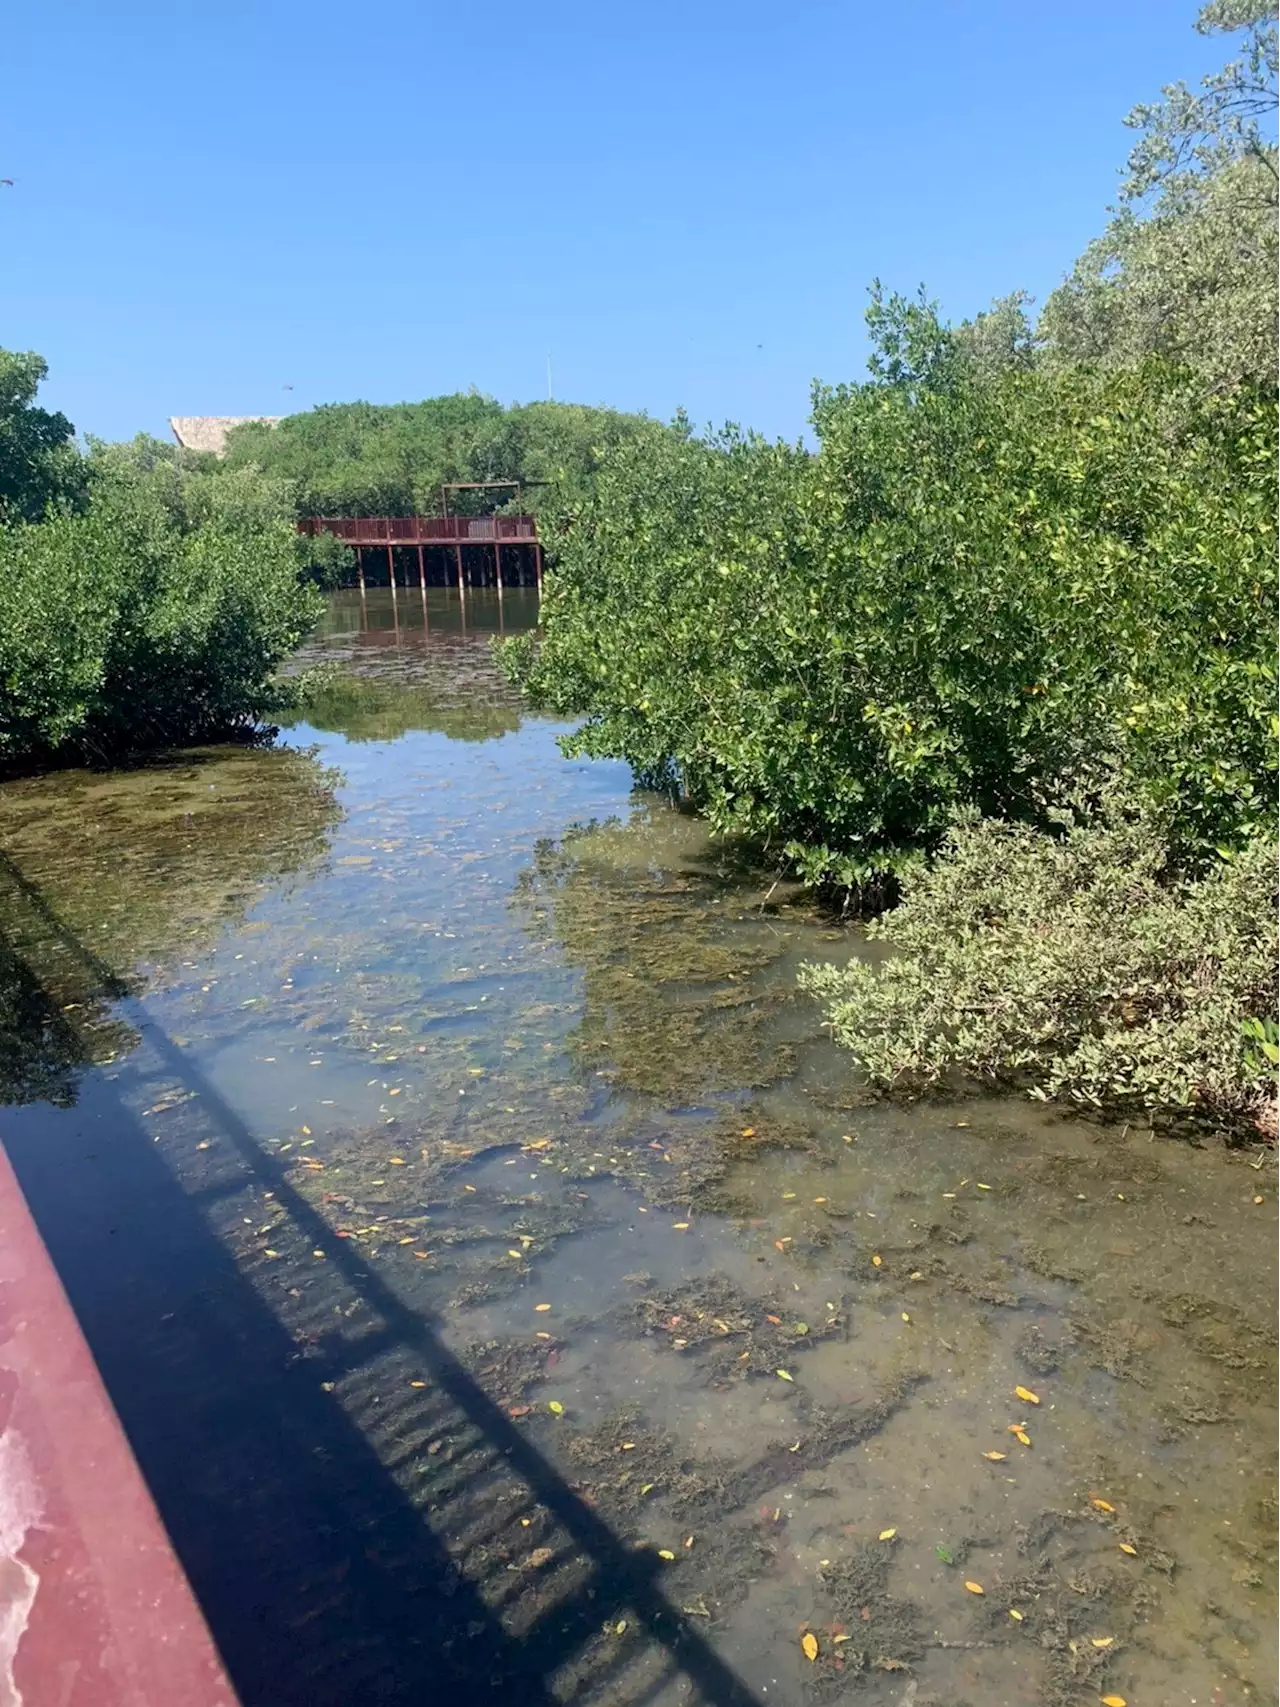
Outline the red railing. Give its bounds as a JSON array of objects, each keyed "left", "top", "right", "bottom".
[
  {"left": 0, "top": 1143, "right": 239, "bottom": 1706},
  {"left": 299, "top": 515, "right": 539, "bottom": 545}
]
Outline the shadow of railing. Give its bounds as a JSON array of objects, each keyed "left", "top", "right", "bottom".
[{"left": 0, "top": 861, "right": 767, "bottom": 1707}]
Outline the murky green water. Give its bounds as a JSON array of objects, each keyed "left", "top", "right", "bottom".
[{"left": 1, "top": 589, "right": 1274, "bottom": 1707}]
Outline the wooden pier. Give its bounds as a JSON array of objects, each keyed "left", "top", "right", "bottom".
[{"left": 298, "top": 514, "right": 543, "bottom": 596}]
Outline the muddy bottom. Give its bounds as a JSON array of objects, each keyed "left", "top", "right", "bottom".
[{"left": 0, "top": 590, "right": 1274, "bottom": 1707}]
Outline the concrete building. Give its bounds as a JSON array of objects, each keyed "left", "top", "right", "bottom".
[{"left": 169, "top": 416, "right": 281, "bottom": 456}]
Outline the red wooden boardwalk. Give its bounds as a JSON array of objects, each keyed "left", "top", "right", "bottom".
[{"left": 298, "top": 516, "right": 542, "bottom": 593}]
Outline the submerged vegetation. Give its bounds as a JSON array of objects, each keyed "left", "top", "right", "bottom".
[{"left": 502, "top": 1, "right": 1279, "bottom": 1127}]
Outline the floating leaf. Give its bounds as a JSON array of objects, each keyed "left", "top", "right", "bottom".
[
  {"left": 964, "top": 1581, "right": 985, "bottom": 1595},
  {"left": 615, "top": 1620, "right": 628, "bottom": 1635},
  {"left": 1014, "top": 1386, "right": 1040, "bottom": 1404},
  {"left": 901, "top": 1312, "right": 911, "bottom": 1323},
  {"left": 1008, "top": 1608, "right": 1023, "bottom": 1622},
  {"left": 640, "top": 1483, "right": 654, "bottom": 1495},
  {"left": 1118, "top": 1542, "right": 1137, "bottom": 1556},
  {"left": 872, "top": 1255, "right": 883, "bottom": 1267},
  {"left": 766, "top": 1314, "right": 782, "bottom": 1325},
  {"left": 1101, "top": 1697, "right": 1127, "bottom": 1707},
  {"left": 976, "top": 1182, "right": 992, "bottom": 1191},
  {"left": 535, "top": 1303, "right": 552, "bottom": 1312},
  {"left": 658, "top": 1549, "right": 676, "bottom": 1561},
  {"left": 673, "top": 1222, "right": 690, "bottom": 1230},
  {"left": 878, "top": 1528, "right": 897, "bottom": 1541},
  {"left": 983, "top": 1451, "right": 1007, "bottom": 1462},
  {"left": 508, "top": 1249, "right": 523, "bottom": 1260},
  {"left": 794, "top": 1322, "right": 810, "bottom": 1335},
  {"left": 1091, "top": 1636, "right": 1114, "bottom": 1649},
  {"left": 801, "top": 1632, "right": 819, "bottom": 1662},
  {"left": 741, "top": 1127, "right": 756, "bottom": 1137},
  {"left": 547, "top": 1400, "right": 564, "bottom": 1415},
  {"left": 1091, "top": 1498, "right": 1115, "bottom": 1513},
  {"left": 1012, "top": 1427, "right": 1032, "bottom": 1447},
  {"left": 776, "top": 1369, "right": 794, "bottom": 1381},
  {"left": 935, "top": 1544, "right": 954, "bottom": 1564}
]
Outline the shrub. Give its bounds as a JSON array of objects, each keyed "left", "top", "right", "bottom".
[
  {"left": 799, "top": 808, "right": 1279, "bottom": 1128},
  {"left": 504, "top": 338, "right": 1277, "bottom": 881},
  {"left": 0, "top": 440, "right": 321, "bottom": 762}
]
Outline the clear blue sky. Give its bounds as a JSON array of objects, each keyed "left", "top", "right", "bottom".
[{"left": 4, "top": 1, "right": 1224, "bottom": 445}]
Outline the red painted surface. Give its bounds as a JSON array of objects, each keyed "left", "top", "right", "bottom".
[
  {"left": 0, "top": 1143, "right": 239, "bottom": 1707},
  {"left": 299, "top": 514, "right": 538, "bottom": 545}
]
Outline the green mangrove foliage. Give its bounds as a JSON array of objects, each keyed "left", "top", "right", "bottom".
[
  {"left": 0, "top": 379, "right": 321, "bottom": 763},
  {"left": 799, "top": 807, "right": 1279, "bottom": 1128},
  {"left": 505, "top": 338, "right": 1277, "bottom": 882},
  {"left": 222, "top": 394, "right": 677, "bottom": 518},
  {"left": 0, "top": 351, "right": 85, "bottom": 523}
]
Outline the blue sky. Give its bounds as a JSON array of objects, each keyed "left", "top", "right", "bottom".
[{"left": 4, "top": 2, "right": 1224, "bottom": 444}]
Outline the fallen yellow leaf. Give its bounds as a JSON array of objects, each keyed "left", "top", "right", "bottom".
[
  {"left": 547, "top": 1400, "right": 564, "bottom": 1415},
  {"left": 508, "top": 1249, "right": 523, "bottom": 1259},
  {"left": 1118, "top": 1542, "right": 1137, "bottom": 1556},
  {"left": 535, "top": 1303, "right": 552, "bottom": 1312},
  {"left": 1101, "top": 1697, "right": 1127, "bottom": 1707},
  {"left": 1091, "top": 1498, "right": 1116, "bottom": 1513},
  {"left": 983, "top": 1451, "right": 1007, "bottom": 1461},
  {"left": 964, "top": 1581, "right": 985, "bottom": 1595},
  {"left": 901, "top": 1312, "right": 911, "bottom": 1323},
  {"left": 1008, "top": 1608, "right": 1023, "bottom": 1621},
  {"left": 658, "top": 1549, "right": 675, "bottom": 1561},
  {"left": 673, "top": 1222, "right": 690, "bottom": 1230},
  {"left": 1091, "top": 1636, "right": 1114, "bottom": 1649},
  {"left": 1014, "top": 1385, "right": 1041, "bottom": 1404},
  {"left": 776, "top": 1369, "right": 794, "bottom": 1381},
  {"left": 741, "top": 1127, "right": 755, "bottom": 1136},
  {"left": 801, "top": 1632, "right": 819, "bottom": 1662},
  {"left": 878, "top": 1527, "right": 897, "bottom": 1541},
  {"left": 1012, "top": 1427, "right": 1032, "bottom": 1447},
  {"left": 872, "top": 1254, "right": 883, "bottom": 1267}
]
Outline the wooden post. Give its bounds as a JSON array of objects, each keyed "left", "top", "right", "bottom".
[
  {"left": 534, "top": 542, "right": 543, "bottom": 597},
  {"left": 494, "top": 539, "right": 502, "bottom": 590},
  {"left": 417, "top": 543, "right": 426, "bottom": 591},
  {"left": 386, "top": 543, "right": 395, "bottom": 589},
  {"left": 356, "top": 547, "right": 367, "bottom": 596},
  {"left": 455, "top": 543, "right": 465, "bottom": 598}
]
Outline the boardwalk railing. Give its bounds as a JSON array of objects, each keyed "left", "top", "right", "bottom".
[
  {"left": 299, "top": 514, "right": 543, "bottom": 595},
  {"left": 299, "top": 515, "right": 538, "bottom": 546}
]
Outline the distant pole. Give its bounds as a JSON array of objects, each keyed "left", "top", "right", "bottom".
[{"left": 546, "top": 355, "right": 553, "bottom": 401}]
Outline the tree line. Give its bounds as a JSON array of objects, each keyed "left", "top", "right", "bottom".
[{"left": 500, "top": 1, "right": 1279, "bottom": 1129}]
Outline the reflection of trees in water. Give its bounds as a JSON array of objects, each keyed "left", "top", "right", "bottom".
[
  {"left": 513, "top": 809, "right": 795, "bottom": 1099},
  {"left": 0, "top": 745, "right": 341, "bottom": 1105},
  {"left": 283, "top": 643, "right": 530, "bottom": 745}
]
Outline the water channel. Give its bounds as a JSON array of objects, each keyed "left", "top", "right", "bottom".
[{"left": 0, "top": 589, "right": 1274, "bottom": 1707}]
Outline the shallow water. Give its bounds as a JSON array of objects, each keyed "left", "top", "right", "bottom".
[{"left": 0, "top": 589, "right": 1274, "bottom": 1707}]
